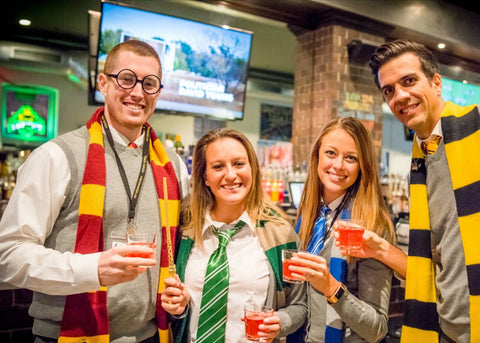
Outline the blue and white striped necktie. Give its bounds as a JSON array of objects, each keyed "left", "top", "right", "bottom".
[{"left": 306, "top": 204, "right": 330, "bottom": 255}]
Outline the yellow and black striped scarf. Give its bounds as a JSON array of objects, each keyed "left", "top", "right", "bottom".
[
  {"left": 402, "top": 102, "right": 480, "bottom": 342},
  {"left": 58, "top": 107, "right": 180, "bottom": 343}
]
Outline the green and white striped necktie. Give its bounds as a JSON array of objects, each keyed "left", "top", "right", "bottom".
[{"left": 195, "top": 220, "right": 246, "bottom": 343}]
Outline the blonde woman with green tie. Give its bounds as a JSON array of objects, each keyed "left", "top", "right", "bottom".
[{"left": 160, "top": 128, "right": 306, "bottom": 343}]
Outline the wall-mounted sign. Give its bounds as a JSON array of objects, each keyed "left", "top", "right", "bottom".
[
  {"left": 1, "top": 83, "right": 59, "bottom": 147},
  {"left": 7, "top": 104, "right": 46, "bottom": 139},
  {"left": 337, "top": 91, "right": 376, "bottom": 130},
  {"left": 344, "top": 92, "right": 373, "bottom": 112}
]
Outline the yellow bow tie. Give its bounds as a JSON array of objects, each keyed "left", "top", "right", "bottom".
[{"left": 420, "top": 134, "right": 442, "bottom": 155}]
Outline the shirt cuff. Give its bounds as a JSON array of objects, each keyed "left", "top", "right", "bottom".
[{"left": 70, "top": 251, "right": 102, "bottom": 291}]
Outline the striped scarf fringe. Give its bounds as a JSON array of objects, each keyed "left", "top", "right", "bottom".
[
  {"left": 325, "top": 244, "right": 348, "bottom": 341},
  {"left": 402, "top": 102, "right": 480, "bottom": 342},
  {"left": 295, "top": 209, "right": 349, "bottom": 342},
  {"left": 58, "top": 107, "right": 180, "bottom": 343}
]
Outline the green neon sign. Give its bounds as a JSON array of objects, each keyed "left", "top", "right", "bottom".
[
  {"left": 1, "top": 83, "right": 58, "bottom": 146},
  {"left": 7, "top": 104, "right": 46, "bottom": 139}
]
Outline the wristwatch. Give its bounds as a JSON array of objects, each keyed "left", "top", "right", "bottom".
[{"left": 326, "top": 283, "right": 346, "bottom": 304}]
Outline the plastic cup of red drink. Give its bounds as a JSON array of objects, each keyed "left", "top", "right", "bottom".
[
  {"left": 334, "top": 220, "right": 364, "bottom": 250},
  {"left": 282, "top": 249, "right": 303, "bottom": 284},
  {"left": 244, "top": 303, "right": 274, "bottom": 341},
  {"left": 126, "top": 232, "right": 157, "bottom": 258}
]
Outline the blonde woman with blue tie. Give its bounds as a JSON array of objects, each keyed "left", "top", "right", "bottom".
[{"left": 288, "top": 117, "right": 396, "bottom": 342}]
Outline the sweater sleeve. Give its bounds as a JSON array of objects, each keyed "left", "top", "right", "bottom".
[
  {"left": 277, "top": 280, "right": 308, "bottom": 337},
  {"left": 332, "top": 258, "right": 392, "bottom": 343},
  {"left": 256, "top": 217, "right": 308, "bottom": 339}
]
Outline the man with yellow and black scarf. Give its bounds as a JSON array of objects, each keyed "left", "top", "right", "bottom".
[{"left": 338, "top": 39, "right": 479, "bottom": 343}]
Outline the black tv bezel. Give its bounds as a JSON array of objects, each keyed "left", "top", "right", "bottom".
[
  {"left": 403, "top": 125, "right": 414, "bottom": 141},
  {"left": 88, "top": 0, "right": 253, "bottom": 122}
]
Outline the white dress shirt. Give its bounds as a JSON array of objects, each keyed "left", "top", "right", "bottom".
[
  {"left": 185, "top": 211, "right": 270, "bottom": 343},
  {"left": 0, "top": 126, "right": 189, "bottom": 293},
  {"left": 324, "top": 194, "right": 344, "bottom": 234}
]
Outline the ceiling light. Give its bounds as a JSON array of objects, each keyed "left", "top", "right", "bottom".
[
  {"left": 437, "top": 43, "right": 446, "bottom": 49},
  {"left": 19, "top": 19, "right": 31, "bottom": 26}
]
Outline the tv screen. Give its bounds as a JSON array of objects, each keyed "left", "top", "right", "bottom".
[
  {"left": 441, "top": 77, "right": 480, "bottom": 107},
  {"left": 91, "top": 1, "right": 253, "bottom": 121},
  {"left": 1, "top": 83, "right": 59, "bottom": 148},
  {"left": 288, "top": 181, "right": 305, "bottom": 209}
]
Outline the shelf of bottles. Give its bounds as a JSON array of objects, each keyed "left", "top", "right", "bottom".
[
  {"left": 381, "top": 173, "right": 409, "bottom": 217},
  {"left": 0, "top": 149, "right": 30, "bottom": 217},
  {"left": 261, "top": 162, "right": 306, "bottom": 205},
  {"left": 1, "top": 151, "right": 29, "bottom": 199}
]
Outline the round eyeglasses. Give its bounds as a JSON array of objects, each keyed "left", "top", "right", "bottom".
[{"left": 106, "top": 69, "right": 163, "bottom": 94}]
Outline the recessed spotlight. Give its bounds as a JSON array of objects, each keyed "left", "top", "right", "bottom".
[
  {"left": 19, "top": 19, "right": 31, "bottom": 26},
  {"left": 437, "top": 43, "right": 446, "bottom": 49}
]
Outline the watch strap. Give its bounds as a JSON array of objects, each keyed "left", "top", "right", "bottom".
[{"left": 326, "top": 283, "right": 346, "bottom": 304}]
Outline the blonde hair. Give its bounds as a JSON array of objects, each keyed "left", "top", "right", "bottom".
[
  {"left": 297, "top": 117, "right": 395, "bottom": 249},
  {"left": 183, "top": 128, "right": 288, "bottom": 246}
]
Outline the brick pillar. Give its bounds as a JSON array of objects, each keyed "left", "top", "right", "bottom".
[{"left": 292, "top": 25, "right": 385, "bottom": 165}]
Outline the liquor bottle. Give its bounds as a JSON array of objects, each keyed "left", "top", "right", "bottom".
[{"left": 263, "top": 167, "right": 273, "bottom": 199}]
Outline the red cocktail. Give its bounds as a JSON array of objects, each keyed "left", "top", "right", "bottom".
[
  {"left": 335, "top": 220, "right": 364, "bottom": 250},
  {"left": 126, "top": 233, "right": 157, "bottom": 258},
  {"left": 244, "top": 304, "right": 274, "bottom": 341},
  {"left": 127, "top": 241, "right": 156, "bottom": 258},
  {"left": 282, "top": 249, "right": 303, "bottom": 283}
]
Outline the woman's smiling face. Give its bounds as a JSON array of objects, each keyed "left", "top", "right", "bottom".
[
  {"left": 317, "top": 128, "right": 360, "bottom": 204},
  {"left": 204, "top": 137, "right": 252, "bottom": 215}
]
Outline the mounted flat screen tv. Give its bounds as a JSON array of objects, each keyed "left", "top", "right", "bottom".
[
  {"left": 441, "top": 77, "right": 480, "bottom": 107},
  {"left": 90, "top": 1, "right": 253, "bottom": 121}
]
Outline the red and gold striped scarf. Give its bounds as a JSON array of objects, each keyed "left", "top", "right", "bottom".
[{"left": 58, "top": 107, "right": 180, "bottom": 343}]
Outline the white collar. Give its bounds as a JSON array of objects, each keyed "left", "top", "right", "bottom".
[
  {"left": 323, "top": 193, "right": 345, "bottom": 212},
  {"left": 202, "top": 211, "right": 254, "bottom": 236},
  {"left": 416, "top": 120, "right": 442, "bottom": 148},
  {"left": 107, "top": 125, "right": 145, "bottom": 147}
]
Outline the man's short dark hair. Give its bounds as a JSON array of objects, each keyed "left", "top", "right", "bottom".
[{"left": 369, "top": 39, "right": 439, "bottom": 89}]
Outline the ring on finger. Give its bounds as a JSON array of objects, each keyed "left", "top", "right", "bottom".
[{"left": 310, "top": 270, "right": 315, "bottom": 277}]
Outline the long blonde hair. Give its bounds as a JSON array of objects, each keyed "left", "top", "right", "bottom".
[
  {"left": 297, "top": 117, "right": 395, "bottom": 249},
  {"left": 183, "top": 128, "right": 288, "bottom": 246}
]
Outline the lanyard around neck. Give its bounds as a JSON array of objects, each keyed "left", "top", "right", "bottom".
[{"left": 101, "top": 115, "right": 150, "bottom": 230}]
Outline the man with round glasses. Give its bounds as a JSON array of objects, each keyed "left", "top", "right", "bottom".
[
  {"left": 106, "top": 69, "right": 163, "bottom": 94},
  {"left": 0, "top": 40, "right": 189, "bottom": 342}
]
